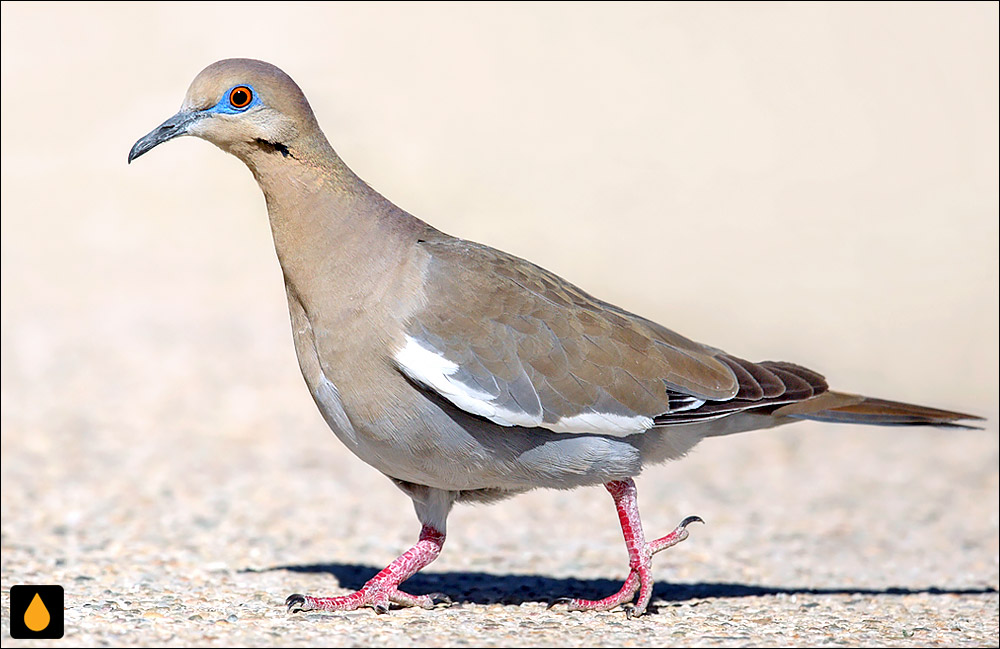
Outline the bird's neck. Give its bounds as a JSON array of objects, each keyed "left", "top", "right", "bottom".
[{"left": 240, "top": 140, "right": 428, "bottom": 341}]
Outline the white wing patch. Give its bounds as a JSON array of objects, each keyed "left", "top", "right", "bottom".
[
  {"left": 395, "top": 336, "right": 541, "bottom": 427},
  {"left": 395, "top": 335, "right": 654, "bottom": 436},
  {"left": 550, "top": 411, "right": 654, "bottom": 435}
]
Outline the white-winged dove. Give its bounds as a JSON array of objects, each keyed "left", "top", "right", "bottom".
[{"left": 129, "top": 59, "right": 981, "bottom": 618}]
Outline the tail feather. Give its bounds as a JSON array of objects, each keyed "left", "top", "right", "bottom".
[{"left": 773, "top": 391, "right": 984, "bottom": 429}]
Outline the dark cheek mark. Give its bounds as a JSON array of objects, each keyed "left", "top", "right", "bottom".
[{"left": 254, "top": 138, "right": 292, "bottom": 158}]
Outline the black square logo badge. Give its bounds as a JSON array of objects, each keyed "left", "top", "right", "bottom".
[{"left": 10, "top": 585, "right": 64, "bottom": 639}]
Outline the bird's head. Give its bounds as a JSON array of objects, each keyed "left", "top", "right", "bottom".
[{"left": 128, "top": 58, "right": 322, "bottom": 164}]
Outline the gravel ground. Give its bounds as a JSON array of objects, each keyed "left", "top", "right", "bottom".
[
  {"left": 2, "top": 3, "right": 998, "bottom": 647},
  {"left": 2, "top": 385, "right": 997, "bottom": 647}
]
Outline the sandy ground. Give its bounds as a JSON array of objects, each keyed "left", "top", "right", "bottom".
[{"left": 2, "top": 4, "right": 998, "bottom": 647}]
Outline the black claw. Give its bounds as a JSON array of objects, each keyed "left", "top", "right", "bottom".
[
  {"left": 373, "top": 603, "right": 390, "bottom": 615},
  {"left": 427, "top": 592, "right": 453, "bottom": 607},
  {"left": 286, "top": 593, "right": 307, "bottom": 613},
  {"left": 623, "top": 603, "right": 636, "bottom": 620},
  {"left": 679, "top": 515, "right": 705, "bottom": 528},
  {"left": 547, "top": 597, "right": 574, "bottom": 610}
]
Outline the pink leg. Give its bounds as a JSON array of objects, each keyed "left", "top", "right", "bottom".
[
  {"left": 553, "top": 478, "right": 702, "bottom": 618},
  {"left": 286, "top": 524, "right": 450, "bottom": 614}
]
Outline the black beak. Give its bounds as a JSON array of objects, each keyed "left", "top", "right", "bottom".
[{"left": 128, "top": 111, "right": 202, "bottom": 163}]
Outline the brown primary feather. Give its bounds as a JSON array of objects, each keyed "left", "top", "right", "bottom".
[{"left": 655, "top": 358, "right": 829, "bottom": 425}]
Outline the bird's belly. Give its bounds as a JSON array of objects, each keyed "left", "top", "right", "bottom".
[
  {"left": 300, "top": 351, "right": 652, "bottom": 491},
  {"left": 323, "top": 380, "right": 659, "bottom": 492}
]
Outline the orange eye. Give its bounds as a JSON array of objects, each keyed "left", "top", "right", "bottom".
[{"left": 229, "top": 86, "right": 253, "bottom": 109}]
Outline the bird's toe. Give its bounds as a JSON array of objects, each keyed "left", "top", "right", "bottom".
[
  {"left": 285, "top": 593, "right": 309, "bottom": 613},
  {"left": 679, "top": 515, "right": 705, "bottom": 528},
  {"left": 426, "top": 592, "right": 453, "bottom": 608},
  {"left": 546, "top": 597, "right": 575, "bottom": 610}
]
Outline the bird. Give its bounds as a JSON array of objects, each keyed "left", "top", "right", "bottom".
[{"left": 129, "top": 58, "right": 981, "bottom": 618}]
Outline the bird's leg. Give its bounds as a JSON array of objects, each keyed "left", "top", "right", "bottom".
[
  {"left": 286, "top": 524, "right": 450, "bottom": 614},
  {"left": 552, "top": 478, "right": 702, "bottom": 618}
]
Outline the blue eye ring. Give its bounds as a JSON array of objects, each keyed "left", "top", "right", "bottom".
[
  {"left": 229, "top": 85, "right": 253, "bottom": 109},
  {"left": 208, "top": 84, "right": 260, "bottom": 114}
]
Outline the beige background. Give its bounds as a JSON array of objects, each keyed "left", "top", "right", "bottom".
[{"left": 2, "top": 3, "right": 997, "bottom": 647}]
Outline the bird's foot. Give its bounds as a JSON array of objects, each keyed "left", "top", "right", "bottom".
[
  {"left": 286, "top": 523, "right": 449, "bottom": 615},
  {"left": 549, "top": 511, "right": 703, "bottom": 618},
  {"left": 548, "top": 570, "right": 642, "bottom": 614},
  {"left": 287, "top": 587, "right": 451, "bottom": 614}
]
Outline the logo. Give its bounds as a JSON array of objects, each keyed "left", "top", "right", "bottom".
[{"left": 10, "top": 585, "right": 64, "bottom": 639}]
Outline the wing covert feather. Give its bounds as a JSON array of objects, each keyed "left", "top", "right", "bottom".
[{"left": 395, "top": 238, "right": 742, "bottom": 435}]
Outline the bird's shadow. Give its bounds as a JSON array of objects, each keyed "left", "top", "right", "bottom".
[{"left": 249, "top": 563, "right": 997, "bottom": 610}]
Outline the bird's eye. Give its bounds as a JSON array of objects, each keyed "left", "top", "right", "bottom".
[{"left": 229, "top": 86, "right": 253, "bottom": 109}]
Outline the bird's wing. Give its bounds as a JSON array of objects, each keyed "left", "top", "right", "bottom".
[{"left": 394, "top": 237, "right": 827, "bottom": 436}]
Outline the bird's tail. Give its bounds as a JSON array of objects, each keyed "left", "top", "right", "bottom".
[{"left": 772, "top": 391, "right": 984, "bottom": 429}]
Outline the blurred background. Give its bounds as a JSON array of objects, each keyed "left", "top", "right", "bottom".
[{"left": 1, "top": 3, "right": 997, "bottom": 645}]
